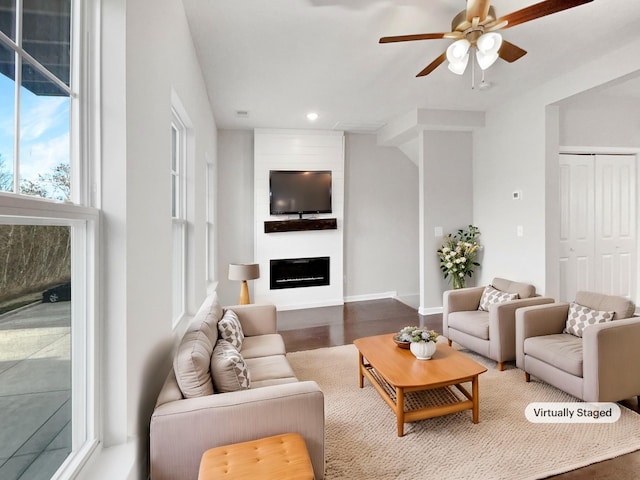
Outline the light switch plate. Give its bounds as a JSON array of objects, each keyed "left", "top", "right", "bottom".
[{"left": 434, "top": 226, "right": 443, "bottom": 237}]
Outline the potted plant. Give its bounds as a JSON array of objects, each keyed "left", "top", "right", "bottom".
[
  {"left": 398, "top": 326, "right": 439, "bottom": 360},
  {"left": 437, "top": 225, "right": 482, "bottom": 289}
]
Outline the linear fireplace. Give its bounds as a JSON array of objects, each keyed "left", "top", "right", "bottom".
[{"left": 270, "top": 257, "right": 330, "bottom": 290}]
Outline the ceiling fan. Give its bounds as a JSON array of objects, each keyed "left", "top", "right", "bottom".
[{"left": 379, "top": 0, "right": 594, "bottom": 78}]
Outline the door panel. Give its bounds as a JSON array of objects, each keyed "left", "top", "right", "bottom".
[
  {"left": 559, "top": 154, "right": 595, "bottom": 302},
  {"left": 594, "top": 154, "right": 636, "bottom": 298},
  {"left": 559, "top": 154, "right": 636, "bottom": 302}
]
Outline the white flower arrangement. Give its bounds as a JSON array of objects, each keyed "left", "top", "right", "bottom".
[{"left": 437, "top": 225, "right": 481, "bottom": 289}]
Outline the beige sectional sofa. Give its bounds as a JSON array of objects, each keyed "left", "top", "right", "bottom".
[{"left": 150, "top": 293, "right": 325, "bottom": 480}]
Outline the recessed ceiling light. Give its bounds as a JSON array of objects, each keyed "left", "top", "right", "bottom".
[{"left": 306, "top": 112, "right": 319, "bottom": 121}]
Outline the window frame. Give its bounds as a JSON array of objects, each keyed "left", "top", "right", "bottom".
[
  {"left": 0, "top": 0, "right": 81, "bottom": 203},
  {"left": 0, "top": 0, "right": 100, "bottom": 477},
  {"left": 205, "top": 154, "right": 216, "bottom": 289},
  {"left": 0, "top": 196, "right": 99, "bottom": 478},
  {"left": 171, "top": 108, "right": 187, "bottom": 327}
]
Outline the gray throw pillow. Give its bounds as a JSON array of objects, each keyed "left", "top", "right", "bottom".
[
  {"left": 218, "top": 309, "right": 244, "bottom": 350},
  {"left": 564, "top": 302, "right": 613, "bottom": 337},
  {"left": 210, "top": 339, "right": 251, "bottom": 392},
  {"left": 478, "top": 285, "right": 518, "bottom": 312}
]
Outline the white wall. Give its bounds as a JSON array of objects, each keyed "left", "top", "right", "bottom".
[
  {"left": 343, "top": 133, "right": 419, "bottom": 301},
  {"left": 473, "top": 98, "right": 548, "bottom": 290},
  {"left": 253, "top": 129, "right": 345, "bottom": 309},
  {"left": 474, "top": 38, "right": 640, "bottom": 295},
  {"left": 216, "top": 130, "right": 255, "bottom": 305},
  {"left": 420, "top": 131, "right": 474, "bottom": 311},
  {"left": 559, "top": 93, "right": 640, "bottom": 148},
  {"left": 91, "top": 0, "right": 217, "bottom": 478},
  {"left": 216, "top": 130, "right": 421, "bottom": 306}
]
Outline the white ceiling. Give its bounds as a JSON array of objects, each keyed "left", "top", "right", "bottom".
[{"left": 182, "top": 0, "right": 640, "bottom": 132}]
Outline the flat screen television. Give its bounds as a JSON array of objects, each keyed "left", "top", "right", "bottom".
[{"left": 269, "top": 170, "right": 332, "bottom": 216}]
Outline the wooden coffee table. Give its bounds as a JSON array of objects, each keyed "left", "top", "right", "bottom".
[{"left": 354, "top": 333, "right": 487, "bottom": 436}]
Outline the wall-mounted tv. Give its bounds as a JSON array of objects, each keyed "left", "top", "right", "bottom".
[{"left": 269, "top": 170, "right": 332, "bottom": 216}]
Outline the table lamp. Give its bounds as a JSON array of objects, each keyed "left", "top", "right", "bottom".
[{"left": 228, "top": 263, "right": 260, "bottom": 304}]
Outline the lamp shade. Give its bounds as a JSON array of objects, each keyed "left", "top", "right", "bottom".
[
  {"left": 446, "top": 39, "right": 470, "bottom": 75},
  {"left": 447, "top": 54, "right": 469, "bottom": 75},
  {"left": 476, "top": 32, "right": 502, "bottom": 55},
  {"left": 476, "top": 32, "right": 502, "bottom": 70},
  {"left": 228, "top": 263, "right": 260, "bottom": 281}
]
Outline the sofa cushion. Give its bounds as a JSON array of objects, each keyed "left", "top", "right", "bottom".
[
  {"left": 564, "top": 302, "right": 613, "bottom": 337},
  {"left": 218, "top": 309, "right": 244, "bottom": 350},
  {"left": 478, "top": 285, "right": 519, "bottom": 312},
  {"left": 172, "top": 294, "right": 222, "bottom": 398},
  {"left": 447, "top": 310, "right": 490, "bottom": 340},
  {"left": 524, "top": 333, "right": 583, "bottom": 377},
  {"left": 211, "top": 340, "right": 251, "bottom": 392},
  {"left": 241, "top": 334, "right": 287, "bottom": 359},
  {"left": 245, "top": 355, "right": 297, "bottom": 383}
]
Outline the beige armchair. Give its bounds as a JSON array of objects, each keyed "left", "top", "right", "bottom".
[
  {"left": 443, "top": 278, "right": 554, "bottom": 370},
  {"left": 516, "top": 291, "right": 640, "bottom": 402}
]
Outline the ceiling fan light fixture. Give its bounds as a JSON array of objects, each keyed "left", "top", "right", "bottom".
[
  {"left": 477, "top": 32, "right": 502, "bottom": 55},
  {"left": 476, "top": 50, "right": 499, "bottom": 70},
  {"left": 475, "top": 32, "right": 502, "bottom": 71},
  {"left": 446, "top": 38, "right": 471, "bottom": 75},
  {"left": 446, "top": 39, "right": 471, "bottom": 63},
  {"left": 447, "top": 54, "right": 469, "bottom": 75}
]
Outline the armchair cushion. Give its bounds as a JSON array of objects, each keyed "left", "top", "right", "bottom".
[
  {"left": 523, "top": 333, "right": 583, "bottom": 377},
  {"left": 564, "top": 302, "right": 613, "bottom": 337},
  {"left": 478, "top": 285, "right": 519, "bottom": 311},
  {"left": 575, "top": 291, "right": 635, "bottom": 320},
  {"left": 492, "top": 277, "right": 536, "bottom": 299},
  {"left": 447, "top": 311, "right": 489, "bottom": 340}
]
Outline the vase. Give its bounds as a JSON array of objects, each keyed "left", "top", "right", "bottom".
[
  {"left": 410, "top": 341, "right": 437, "bottom": 360},
  {"left": 452, "top": 275, "right": 465, "bottom": 289}
]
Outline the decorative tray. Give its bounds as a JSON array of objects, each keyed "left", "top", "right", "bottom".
[{"left": 392, "top": 334, "right": 411, "bottom": 349}]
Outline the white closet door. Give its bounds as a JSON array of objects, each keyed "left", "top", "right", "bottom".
[
  {"left": 594, "top": 154, "right": 636, "bottom": 297},
  {"left": 559, "top": 154, "right": 636, "bottom": 302},
  {"left": 559, "top": 154, "right": 595, "bottom": 302}
]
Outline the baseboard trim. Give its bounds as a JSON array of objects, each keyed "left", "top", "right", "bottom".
[
  {"left": 419, "top": 306, "right": 443, "bottom": 316},
  {"left": 276, "top": 298, "right": 345, "bottom": 311},
  {"left": 344, "top": 291, "right": 397, "bottom": 303}
]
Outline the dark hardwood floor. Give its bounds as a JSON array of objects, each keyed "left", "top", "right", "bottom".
[{"left": 277, "top": 298, "right": 640, "bottom": 480}]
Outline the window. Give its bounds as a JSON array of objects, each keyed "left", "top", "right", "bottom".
[
  {"left": 0, "top": 2, "right": 98, "bottom": 479},
  {"left": 0, "top": 0, "right": 73, "bottom": 201},
  {"left": 171, "top": 110, "right": 186, "bottom": 326}
]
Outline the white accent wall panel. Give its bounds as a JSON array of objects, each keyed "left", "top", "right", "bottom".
[{"left": 254, "top": 129, "right": 345, "bottom": 309}]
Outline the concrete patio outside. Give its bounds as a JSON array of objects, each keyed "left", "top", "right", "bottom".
[{"left": 0, "top": 301, "right": 71, "bottom": 480}]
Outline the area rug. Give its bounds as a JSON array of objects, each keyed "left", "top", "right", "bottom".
[{"left": 287, "top": 343, "right": 640, "bottom": 480}]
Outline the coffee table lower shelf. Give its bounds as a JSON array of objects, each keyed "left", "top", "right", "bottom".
[{"left": 360, "top": 362, "right": 478, "bottom": 436}]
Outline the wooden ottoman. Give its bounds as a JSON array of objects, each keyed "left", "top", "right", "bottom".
[{"left": 198, "top": 433, "right": 315, "bottom": 480}]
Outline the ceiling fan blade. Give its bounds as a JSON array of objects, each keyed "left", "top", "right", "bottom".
[
  {"left": 484, "top": 19, "right": 509, "bottom": 32},
  {"left": 466, "top": 0, "right": 492, "bottom": 23},
  {"left": 498, "top": 0, "right": 593, "bottom": 30},
  {"left": 499, "top": 40, "right": 527, "bottom": 63},
  {"left": 444, "top": 31, "right": 464, "bottom": 40},
  {"left": 416, "top": 52, "right": 447, "bottom": 77},
  {"left": 379, "top": 33, "right": 447, "bottom": 43}
]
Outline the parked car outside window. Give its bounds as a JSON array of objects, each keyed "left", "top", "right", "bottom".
[{"left": 42, "top": 282, "right": 71, "bottom": 303}]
